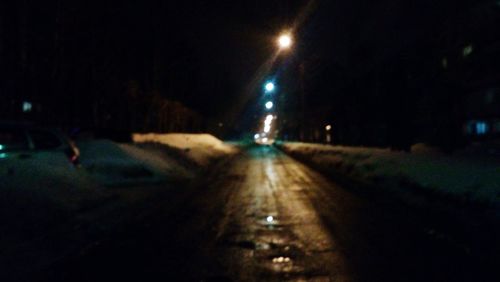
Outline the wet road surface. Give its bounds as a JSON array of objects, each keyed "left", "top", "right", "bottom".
[{"left": 38, "top": 146, "right": 497, "bottom": 282}]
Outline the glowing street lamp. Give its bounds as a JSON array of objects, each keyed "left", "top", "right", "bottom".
[
  {"left": 254, "top": 133, "right": 260, "bottom": 140},
  {"left": 277, "top": 33, "right": 292, "bottom": 49},
  {"left": 265, "top": 82, "right": 275, "bottom": 93},
  {"left": 325, "top": 124, "right": 332, "bottom": 144},
  {"left": 265, "top": 101, "right": 274, "bottom": 110},
  {"left": 264, "top": 125, "right": 271, "bottom": 133}
]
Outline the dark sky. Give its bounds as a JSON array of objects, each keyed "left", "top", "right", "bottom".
[
  {"left": 4, "top": 0, "right": 491, "bottom": 135},
  {"left": 178, "top": 1, "right": 309, "bottom": 118},
  {"left": 0, "top": 0, "right": 309, "bottom": 121}
]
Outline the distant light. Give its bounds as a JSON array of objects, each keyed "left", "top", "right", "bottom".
[
  {"left": 0, "top": 144, "right": 4, "bottom": 150},
  {"left": 254, "top": 134, "right": 260, "bottom": 140},
  {"left": 441, "top": 57, "right": 448, "bottom": 69},
  {"left": 22, "top": 101, "right": 32, "bottom": 113},
  {"left": 265, "top": 82, "right": 275, "bottom": 92},
  {"left": 325, "top": 125, "right": 332, "bottom": 131},
  {"left": 262, "top": 138, "right": 268, "bottom": 143},
  {"left": 463, "top": 45, "right": 473, "bottom": 57},
  {"left": 476, "top": 122, "right": 488, "bottom": 135},
  {"left": 264, "top": 119, "right": 272, "bottom": 126},
  {"left": 265, "top": 101, "right": 274, "bottom": 110},
  {"left": 266, "top": 114, "right": 274, "bottom": 121},
  {"left": 278, "top": 34, "right": 292, "bottom": 49},
  {"left": 264, "top": 125, "right": 271, "bottom": 133},
  {"left": 218, "top": 122, "right": 224, "bottom": 127},
  {"left": 266, "top": 215, "right": 274, "bottom": 223},
  {"left": 0, "top": 153, "right": 7, "bottom": 159}
]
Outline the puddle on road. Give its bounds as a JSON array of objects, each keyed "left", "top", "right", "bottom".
[
  {"left": 260, "top": 215, "right": 278, "bottom": 225},
  {"left": 270, "top": 256, "right": 295, "bottom": 273},
  {"left": 258, "top": 215, "right": 287, "bottom": 231},
  {"left": 216, "top": 211, "right": 335, "bottom": 280},
  {"left": 272, "top": 256, "right": 292, "bottom": 263}
]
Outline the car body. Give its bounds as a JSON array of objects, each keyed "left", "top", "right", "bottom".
[{"left": 0, "top": 123, "right": 80, "bottom": 177}]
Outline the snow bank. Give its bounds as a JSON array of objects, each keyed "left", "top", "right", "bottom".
[
  {"left": 77, "top": 135, "right": 232, "bottom": 186},
  {"left": 1, "top": 135, "right": 235, "bottom": 247},
  {"left": 78, "top": 140, "right": 190, "bottom": 186},
  {"left": 132, "top": 133, "right": 238, "bottom": 166},
  {"left": 279, "top": 142, "right": 500, "bottom": 205},
  {"left": 119, "top": 143, "right": 194, "bottom": 180},
  {"left": 0, "top": 164, "right": 104, "bottom": 210},
  {"left": 0, "top": 155, "right": 108, "bottom": 241}
]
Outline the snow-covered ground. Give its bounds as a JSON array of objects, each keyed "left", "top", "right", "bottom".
[
  {"left": 0, "top": 134, "right": 236, "bottom": 278},
  {"left": 79, "top": 140, "right": 182, "bottom": 186},
  {"left": 1, "top": 134, "right": 234, "bottom": 214},
  {"left": 279, "top": 142, "right": 500, "bottom": 206},
  {"left": 132, "top": 133, "right": 238, "bottom": 166},
  {"left": 78, "top": 133, "right": 237, "bottom": 186},
  {"left": 0, "top": 152, "right": 106, "bottom": 216}
]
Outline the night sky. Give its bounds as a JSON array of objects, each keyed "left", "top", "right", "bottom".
[
  {"left": 1, "top": 0, "right": 498, "bottom": 145},
  {"left": 114, "top": 0, "right": 309, "bottom": 116},
  {"left": 176, "top": 0, "right": 308, "bottom": 117}
]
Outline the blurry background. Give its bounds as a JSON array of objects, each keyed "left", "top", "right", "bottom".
[{"left": 0, "top": 0, "right": 499, "bottom": 149}]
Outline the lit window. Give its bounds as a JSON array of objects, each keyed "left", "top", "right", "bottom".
[
  {"left": 442, "top": 57, "right": 448, "bottom": 69},
  {"left": 463, "top": 45, "right": 473, "bottom": 57},
  {"left": 476, "top": 122, "right": 488, "bottom": 135},
  {"left": 22, "top": 101, "right": 32, "bottom": 113}
]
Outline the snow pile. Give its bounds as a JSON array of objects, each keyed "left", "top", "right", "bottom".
[
  {"left": 280, "top": 142, "right": 500, "bottom": 205},
  {"left": 0, "top": 154, "right": 108, "bottom": 237},
  {"left": 132, "top": 133, "right": 238, "bottom": 166},
  {"left": 119, "top": 143, "right": 194, "bottom": 180},
  {"left": 78, "top": 140, "right": 190, "bottom": 186},
  {"left": 0, "top": 168, "right": 103, "bottom": 208}
]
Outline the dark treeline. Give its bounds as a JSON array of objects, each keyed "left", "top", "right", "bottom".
[
  {"left": 279, "top": 0, "right": 500, "bottom": 150},
  {"left": 0, "top": 0, "right": 203, "bottom": 133}
]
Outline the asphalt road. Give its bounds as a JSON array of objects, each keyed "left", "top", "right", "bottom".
[{"left": 38, "top": 145, "right": 497, "bottom": 282}]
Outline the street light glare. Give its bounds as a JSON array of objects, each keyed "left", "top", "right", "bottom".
[
  {"left": 265, "top": 101, "right": 274, "bottom": 110},
  {"left": 278, "top": 34, "right": 292, "bottom": 49},
  {"left": 265, "top": 82, "right": 275, "bottom": 92}
]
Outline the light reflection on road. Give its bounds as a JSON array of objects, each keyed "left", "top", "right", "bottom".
[{"left": 214, "top": 146, "right": 351, "bottom": 281}]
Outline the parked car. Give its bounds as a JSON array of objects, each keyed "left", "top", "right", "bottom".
[{"left": 0, "top": 123, "right": 80, "bottom": 177}]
